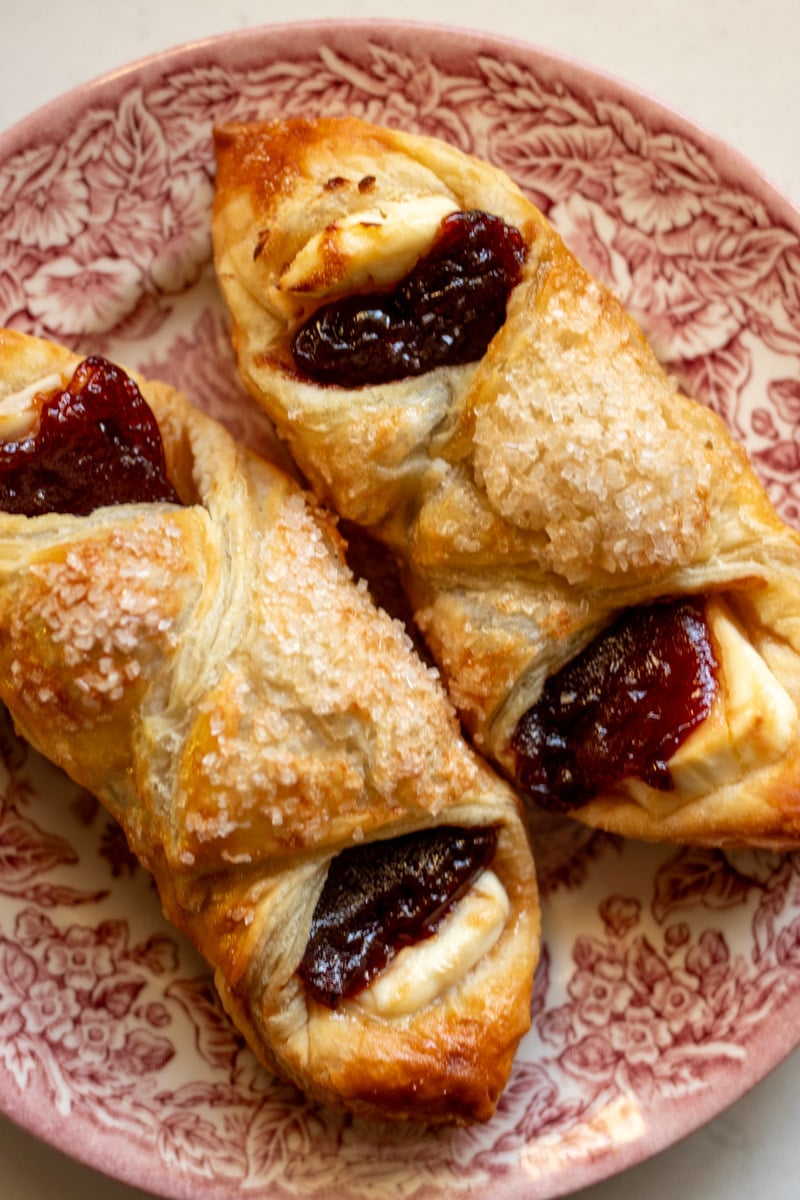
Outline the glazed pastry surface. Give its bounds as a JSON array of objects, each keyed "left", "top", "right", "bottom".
[
  {"left": 212, "top": 115, "right": 800, "bottom": 848},
  {"left": 0, "top": 328, "right": 540, "bottom": 1123}
]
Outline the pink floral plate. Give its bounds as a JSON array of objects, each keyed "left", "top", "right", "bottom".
[{"left": 1, "top": 18, "right": 800, "bottom": 1200}]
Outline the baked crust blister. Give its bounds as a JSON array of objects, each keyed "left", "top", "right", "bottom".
[
  {"left": 0, "top": 327, "right": 540, "bottom": 1124},
  {"left": 212, "top": 115, "right": 800, "bottom": 849}
]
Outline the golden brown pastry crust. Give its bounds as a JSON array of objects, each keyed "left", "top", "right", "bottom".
[
  {"left": 212, "top": 115, "right": 800, "bottom": 849},
  {"left": 0, "top": 328, "right": 540, "bottom": 1123}
]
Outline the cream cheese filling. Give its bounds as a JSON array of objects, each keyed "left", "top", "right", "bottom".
[
  {"left": 274, "top": 194, "right": 459, "bottom": 312},
  {"left": 0, "top": 372, "right": 63, "bottom": 440},
  {"left": 622, "top": 595, "right": 798, "bottom": 815},
  {"left": 354, "top": 868, "right": 509, "bottom": 1018}
]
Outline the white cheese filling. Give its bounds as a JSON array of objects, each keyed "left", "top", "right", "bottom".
[
  {"left": 623, "top": 595, "right": 798, "bottom": 814},
  {"left": 354, "top": 868, "right": 509, "bottom": 1018},
  {"left": 276, "top": 194, "right": 459, "bottom": 306},
  {"left": 0, "top": 372, "right": 63, "bottom": 440}
]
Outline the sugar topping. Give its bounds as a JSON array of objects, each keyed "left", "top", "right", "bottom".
[
  {"left": 7, "top": 515, "right": 187, "bottom": 725},
  {"left": 177, "top": 467, "right": 503, "bottom": 859},
  {"left": 472, "top": 276, "right": 715, "bottom": 583}
]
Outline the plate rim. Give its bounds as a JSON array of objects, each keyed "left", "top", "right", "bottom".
[{"left": 2, "top": 17, "right": 799, "bottom": 228}]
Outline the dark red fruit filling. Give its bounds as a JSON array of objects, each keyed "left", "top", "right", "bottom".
[
  {"left": 291, "top": 209, "right": 526, "bottom": 388},
  {"left": 297, "top": 824, "right": 498, "bottom": 1008},
  {"left": 511, "top": 598, "right": 718, "bottom": 813},
  {"left": 0, "top": 356, "right": 181, "bottom": 517}
]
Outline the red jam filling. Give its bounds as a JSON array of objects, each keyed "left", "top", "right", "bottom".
[
  {"left": 511, "top": 598, "right": 718, "bottom": 813},
  {"left": 0, "top": 356, "right": 181, "bottom": 517},
  {"left": 297, "top": 824, "right": 498, "bottom": 1009},
  {"left": 291, "top": 209, "right": 526, "bottom": 388}
]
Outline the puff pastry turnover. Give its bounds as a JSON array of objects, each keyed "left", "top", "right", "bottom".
[
  {"left": 0, "top": 328, "right": 540, "bottom": 1123},
  {"left": 212, "top": 115, "right": 800, "bottom": 849}
]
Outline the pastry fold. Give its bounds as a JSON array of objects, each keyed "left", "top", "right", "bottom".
[
  {"left": 0, "top": 328, "right": 540, "bottom": 1123},
  {"left": 212, "top": 115, "right": 800, "bottom": 849}
]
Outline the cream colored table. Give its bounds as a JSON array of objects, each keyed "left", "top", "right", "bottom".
[{"left": 1, "top": 2, "right": 798, "bottom": 1198}]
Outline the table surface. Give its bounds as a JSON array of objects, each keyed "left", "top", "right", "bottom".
[{"left": 1, "top": 2, "right": 798, "bottom": 1198}]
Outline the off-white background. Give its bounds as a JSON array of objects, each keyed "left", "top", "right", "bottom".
[{"left": 2, "top": 2, "right": 799, "bottom": 1198}]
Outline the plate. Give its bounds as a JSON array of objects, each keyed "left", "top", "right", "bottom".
[{"left": 2, "top": 18, "right": 800, "bottom": 1200}]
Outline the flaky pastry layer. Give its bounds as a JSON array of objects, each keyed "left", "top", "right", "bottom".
[
  {"left": 0, "top": 328, "right": 540, "bottom": 1123},
  {"left": 211, "top": 115, "right": 800, "bottom": 849}
]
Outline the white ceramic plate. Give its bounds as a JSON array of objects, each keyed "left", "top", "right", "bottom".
[{"left": 1, "top": 19, "right": 800, "bottom": 1200}]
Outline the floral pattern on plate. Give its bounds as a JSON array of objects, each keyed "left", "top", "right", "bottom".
[{"left": 1, "top": 21, "right": 799, "bottom": 1200}]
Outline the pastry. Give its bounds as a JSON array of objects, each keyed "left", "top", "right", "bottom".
[
  {"left": 212, "top": 115, "right": 800, "bottom": 849},
  {"left": 0, "top": 328, "right": 540, "bottom": 1123}
]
